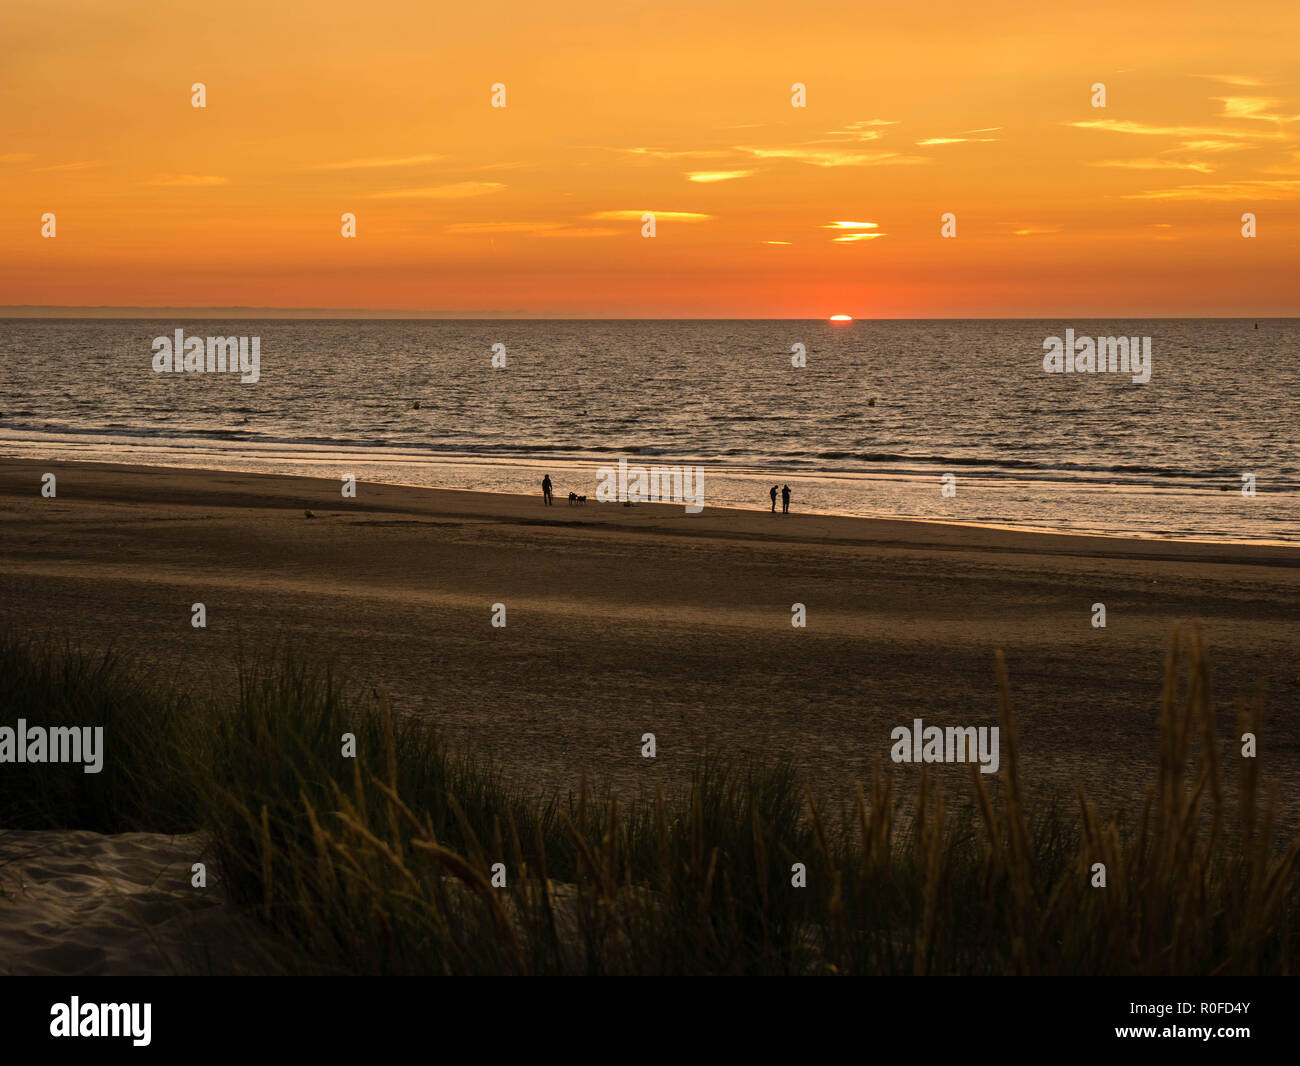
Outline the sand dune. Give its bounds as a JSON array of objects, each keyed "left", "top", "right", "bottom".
[{"left": 0, "top": 829, "right": 268, "bottom": 976}]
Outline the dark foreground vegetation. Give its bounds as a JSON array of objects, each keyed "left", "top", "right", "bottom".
[{"left": 1, "top": 626, "right": 1294, "bottom": 975}]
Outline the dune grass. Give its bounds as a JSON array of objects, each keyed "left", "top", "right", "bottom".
[{"left": 0, "top": 625, "right": 1295, "bottom": 975}]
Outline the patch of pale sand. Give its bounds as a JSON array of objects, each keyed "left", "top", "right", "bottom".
[{"left": 0, "top": 830, "right": 275, "bottom": 976}]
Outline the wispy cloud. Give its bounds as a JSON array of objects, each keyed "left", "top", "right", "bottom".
[
  {"left": 1075, "top": 90, "right": 1300, "bottom": 200},
  {"left": 36, "top": 160, "right": 107, "bottom": 172},
  {"left": 1195, "top": 74, "right": 1267, "bottom": 87},
  {"left": 0, "top": 152, "right": 35, "bottom": 163},
  {"left": 916, "top": 136, "right": 997, "bottom": 146},
  {"left": 1122, "top": 179, "right": 1300, "bottom": 201},
  {"left": 736, "top": 119, "right": 926, "bottom": 168},
  {"left": 827, "top": 120, "right": 898, "bottom": 135},
  {"left": 686, "top": 170, "right": 753, "bottom": 182},
  {"left": 366, "top": 181, "right": 505, "bottom": 199},
  {"left": 145, "top": 174, "right": 228, "bottom": 186},
  {"left": 1006, "top": 224, "right": 1064, "bottom": 236},
  {"left": 1212, "top": 96, "right": 1299, "bottom": 122},
  {"left": 612, "top": 121, "right": 915, "bottom": 172},
  {"left": 1173, "top": 139, "right": 1253, "bottom": 153},
  {"left": 613, "top": 146, "right": 725, "bottom": 160},
  {"left": 587, "top": 210, "right": 713, "bottom": 222},
  {"left": 1088, "top": 158, "right": 1215, "bottom": 173},
  {"left": 737, "top": 145, "right": 924, "bottom": 167},
  {"left": 312, "top": 154, "right": 446, "bottom": 170},
  {"left": 823, "top": 220, "right": 884, "bottom": 242},
  {"left": 1069, "top": 118, "right": 1282, "bottom": 142},
  {"left": 917, "top": 127, "right": 1000, "bottom": 146}
]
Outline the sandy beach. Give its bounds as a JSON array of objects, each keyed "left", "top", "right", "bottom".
[
  {"left": 1, "top": 457, "right": 1296, "bottom": 817},
  {"left": 0, "top": 829, "right": 272, "bottom": 976}
]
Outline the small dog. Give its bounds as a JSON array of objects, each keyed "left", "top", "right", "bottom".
[
  {"left": 576, "top": 494, "right": 587, "bottom": 504},
  {"left": 567, "top": 492, "right": 588, "bottom": 505}
]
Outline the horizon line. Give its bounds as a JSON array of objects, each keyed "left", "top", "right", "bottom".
[{"left": 2, "top": 307, "right": 1296, "bottom": 321}]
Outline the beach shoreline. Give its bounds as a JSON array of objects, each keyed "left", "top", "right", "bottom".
[{"left": 3, "top": 454, "right": 1298, "bottom": 555}]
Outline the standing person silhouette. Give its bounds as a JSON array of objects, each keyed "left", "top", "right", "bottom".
[
  {"left": 542, "top": 474, "right": 553, "bottom": 506},
  {"left": 769, "top": 485, "right": 778, "bottom": 512},
  {"left": 781, "top": 484, "right": 791, "bottom": 514}
]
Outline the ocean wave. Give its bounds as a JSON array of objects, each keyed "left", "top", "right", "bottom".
[{"left": 796, "top": 449, "right": 1253, "bottom": 482}]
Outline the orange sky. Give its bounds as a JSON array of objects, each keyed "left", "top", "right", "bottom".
[{"left": 2, "top": 0, "right": 1298, "bottom": 316}]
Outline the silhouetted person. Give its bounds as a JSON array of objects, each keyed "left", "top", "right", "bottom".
[
  {"left": 542, "top": 474, "right": 553, "bottom": 506},
  {"left": 781, "top": 484, "right": 791, "bottom": 514},
  {"left": 769, "top": 485, "right": 777, "bottom": 512}
]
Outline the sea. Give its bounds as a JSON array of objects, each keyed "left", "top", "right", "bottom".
[{"left": 1, "top": 318, "right": 1296, "bottom": 543}]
